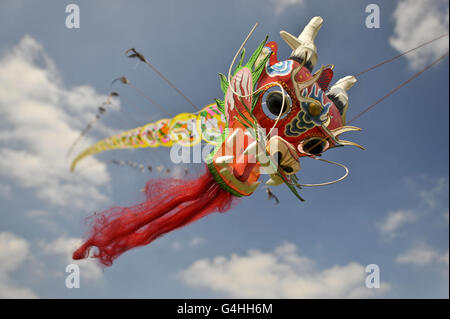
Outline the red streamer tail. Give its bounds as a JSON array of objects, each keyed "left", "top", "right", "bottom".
[{"left": 73, "top": 167, "right": 234, "bottom": 266}]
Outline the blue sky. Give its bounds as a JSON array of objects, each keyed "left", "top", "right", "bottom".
[{"left": 0, "top": 0, "right": 448, "bottom": 298}]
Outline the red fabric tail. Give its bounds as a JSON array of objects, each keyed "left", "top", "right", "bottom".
[{"left": 73, "top": 167, "right": 235, "bottom": 266}]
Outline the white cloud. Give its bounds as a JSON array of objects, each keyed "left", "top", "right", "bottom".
[
  {"left": 390, "top": 0, "right": 449, "bottom": 70},
  {"left": 1, "top": 232, "right": 103, "bottom": 298},
  {"left": 418, "top": 177, "right": 448, "bottom": 209},
  {"left": 378, "top": 210, "right": 417, "bottom": 238},
  {"left": 180, "top": 242, "right": 389, "bottom": 298},
  {"left": 39, "top": 237, "right": 103, "bottom": 281},
  {"left": 271, "top": 0, "right": 305, "bottom": 15},
  {"left": 0, "top": 232, "right": 37, "bottom": 298},
  {"left": 396, "top": 243, "right": 449, "bottom": 268},
  {"left": 0, "top": 35, "right": 117, "bottom": 210}
]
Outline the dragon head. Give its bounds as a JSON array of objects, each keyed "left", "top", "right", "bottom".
[{"left": 209, "top": 16, "right": 364, "bottom": 200}]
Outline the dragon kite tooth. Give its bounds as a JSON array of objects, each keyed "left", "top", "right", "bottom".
[
  {"left": 266, "top": 174, "right": 284, "bottom": 186},
  {"left": 331, "top": 125, "right": 362, "bottom": 137},
  {"left": 335, "top": 139, "right": 365, "bottom": 150}
]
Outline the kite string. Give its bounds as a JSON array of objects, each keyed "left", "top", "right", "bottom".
[
  {"left": 303, "top": 50, "right": 449, "bottom": 154},
  {"left": 354, "top": 33, "right": 449, "bottom": 77},
  {"left": 284, "top": 50, "right": 448, "bottom": 188},
  {"left": 348, "top": 51, "right": 449, "bottom": 124},
  {"left": 125, "top": 48, "right": 199, "bottom": 111},
  {"left": 302, "top": 43, "right": 450, "bottom": 153},
  {"left": 112, "top": 95, "right": 147, "bottom": 125},
  {"left": 334, "top": 33, "right": 449, "bottom": 89},
  {"left": 295, "top": 50, "right": 449, "bottom": 187},
  {"left": 127, "top": 82, "right": 170, "bottom": 117},
  {"left": 296, "top": 50, "right": 448, "bottom": 164},
  {"left": 112, "top": 76, "right": 171, "bottom": 118},
  {"left": 143, "top": 59, "right": 200, "bottom": 111}
]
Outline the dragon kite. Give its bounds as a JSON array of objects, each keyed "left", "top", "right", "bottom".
[{"left": 71, "top": 17, "right": 367, "bottom": 266}]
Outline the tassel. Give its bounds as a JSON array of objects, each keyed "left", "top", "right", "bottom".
[{"left": 73, "top": 166, "right": 235, "bottom": 266}]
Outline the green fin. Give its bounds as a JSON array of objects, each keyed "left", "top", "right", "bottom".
[
  {"left": 234, "top": 48, "right": 246, "bottom": 74},
  {"left": 245, "top": 35, "right": 269, "bottom": 71},
  {"left": 214, "top": 98, "right": 225, "bottom": 113},
  {"left": 218, "top": 73, "right": 229, "bottom": 94},
  {"left": 252, "top": 52, "right": 270, "bottom": 88}
]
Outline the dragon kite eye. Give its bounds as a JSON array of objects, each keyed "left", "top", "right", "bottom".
[
  {"left": 299, "top": 137, "right": 330, "bottom": 156},
  {"left": 266, "top": 91, "right": 290, "bottom": 116},
  {"left": 262, "top": 88, "right": 292, "bottom": 120}
]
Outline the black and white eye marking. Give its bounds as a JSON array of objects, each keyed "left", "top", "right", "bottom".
[
  {"left": 261, "top": 87, "right": 292, "bottom": 120},
  {"left": 298, "top": 137, "right": 330, "bottom": 156}
]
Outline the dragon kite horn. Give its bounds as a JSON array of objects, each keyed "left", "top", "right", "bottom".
[
  {"left": 328, "top": 75, "right": 357, "bottom": 124},
  {"left": 279, "top": 16, "right": 323, "bottom": 70}
]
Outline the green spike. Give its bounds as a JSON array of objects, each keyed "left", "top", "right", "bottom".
[
  {"left": 218, "top": 73, "right": 229, "bottom": 94},
  {"left": 214, "top": 98, "right": 225, "bottom": 113},
  {"left": 245, "top": 35, "right": 269, "bottom": 71},
  {"left": 251, "top": 52, "right": 271, "bottom": 88},
  {"left": 234, "top": 48, "right": 246, "bottom": 74}
]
